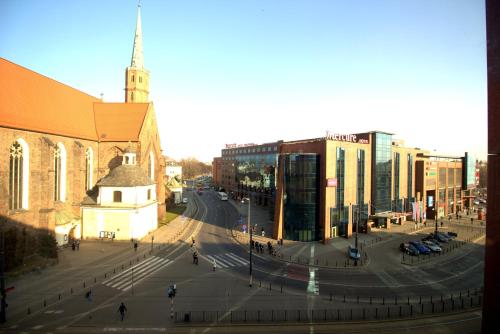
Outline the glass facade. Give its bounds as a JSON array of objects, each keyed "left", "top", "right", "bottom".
[
  {"left": 283, "top": 154, "right": 321, "bottom": 241},
  {"left": 331, "top": 148, "right": 348, "bottom": 237},
  {"left": 355, "top": 149, "right": 368, "bottom": 231},
  {"left": 392, "top": 152, "right": 400, "bottom": 211},
  {"left": 406, "top": 154, "right": 413, "bottom": 211},
  {"left": 372, "top": 133, "right": 392, "bottom": 213},
  {"left": 234, "top": 151, "right": 277, "bottom": 219}
]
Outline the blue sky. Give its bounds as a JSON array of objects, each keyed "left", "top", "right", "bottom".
[{"left": 1, "top": 0, "right": 487, "bottom": 162}]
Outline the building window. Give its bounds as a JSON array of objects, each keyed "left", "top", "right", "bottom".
[
  {"left": 113, "top": 191, "right": 122, "bottom": 203},
  {"left": 147, "top": 189, "right": 151, "bottom": 200},
  {"left": 148, "top": 151, "right": 155, "bottom": 179},
  {"left": 54, "top": 143, "right": 66, "bottom": 202},
  {"left": 407, "top": 154, "right": 413, "bottom": 211},
  {"left": 393, "top": 152, "right": 400, "bottom": 210},
  {"left": 9, "top": 140, "right": 28, "bottom": 210},
  {"left": 131, "top": 75, "right": 135, "bottom": 82},
  {"left": 85, "top": 148, "right": 93, "bottom": 191},
  {"left": 357, "top": 149, "right": 365, "bottom": 206}
]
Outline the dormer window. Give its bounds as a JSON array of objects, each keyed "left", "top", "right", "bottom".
[{"left": 131, "top": 75, "right": 135, "bottom": 82}]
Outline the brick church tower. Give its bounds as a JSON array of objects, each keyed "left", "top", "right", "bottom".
[{"left": 125, "top": 5, "right": 149, "bottom": 103}]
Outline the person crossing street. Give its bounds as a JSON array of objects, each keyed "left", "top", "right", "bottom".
[{"left": 118, "top": 302, "right": 127, "bottom": 321}]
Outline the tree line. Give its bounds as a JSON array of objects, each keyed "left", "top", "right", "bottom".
[{"left": 178, "top": 157, "right": 211, "bottom": 179}]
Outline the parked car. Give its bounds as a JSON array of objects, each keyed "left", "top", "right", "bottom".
[
  {"left": 446, "top": 231, "right": 458, "bottom": 239},
  {"left": 423, "top": 240, "right": 442, "bottom": 252},
  {"left": 400, "top": 242, "right": 419, "bottom": 256},
  {"left": 409, "top": 241, "right": 431, "bottom": 255},
  {"left": 348, "top": 245, "right": 361, "bottom": 260},
  {"left": 432, "top": 232, "right": 450, "bottom": 243}
]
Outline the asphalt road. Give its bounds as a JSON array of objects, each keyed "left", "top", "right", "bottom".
[{"left": 0, "top": 189, "right": 484, "bottom": 333}]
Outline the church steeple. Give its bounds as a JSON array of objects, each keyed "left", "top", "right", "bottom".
[
  {"left": 131, "top": 5, "right": 144, "bottom": 69},
  {"left": 125, "top": 4, "right": 149, "bottom": 103}
]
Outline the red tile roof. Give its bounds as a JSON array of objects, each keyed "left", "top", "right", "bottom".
[
  {"left": 0, "top": 58, "right": 99, "bottom": 140},
  {"left": 94, "top": 103, "right": 149, "bottom": 141},
  {"left": 0, "top": 58, "right": 150, "bottom": 142}
]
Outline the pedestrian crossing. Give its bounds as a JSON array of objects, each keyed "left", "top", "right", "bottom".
[
  {"left": 102, "top": 256, "right": 172, "bottom": 291},
  {"left": 206, "top": 253, "right": 249, "bottom": 268}
]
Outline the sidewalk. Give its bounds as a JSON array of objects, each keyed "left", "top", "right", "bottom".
[{"left": 227, "top": 197, "right": 485, "bottom": 269}]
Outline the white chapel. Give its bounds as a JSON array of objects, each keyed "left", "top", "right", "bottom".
[{"left": 81, "top": 146, "right": 158, "bottom": 240}]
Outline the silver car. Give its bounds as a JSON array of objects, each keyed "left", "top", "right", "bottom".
[{"left": 423, "top": 240, "right": 442, "bottom": 252}]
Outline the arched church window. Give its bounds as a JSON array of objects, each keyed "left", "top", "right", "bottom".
[
  {"left": 131, "top": 92, "right": 134, "bottom": 101},
  {"left": 9, "top": 141, "right": 23, "bottom": 210},
  {"left": 131, "top": 75, "right": 135, "bottom": 82},
  {"left": 54, "top": 143, "right": 67, "bottom": 202},
  {"left": 85, "top": 148, "right": 93, "bottom": 191},
  {"left": 148, "top": 151, "right": 155, "bottom": 179},
  {"left": 113, "top": 191, "right": 122, "bottom": 203}
]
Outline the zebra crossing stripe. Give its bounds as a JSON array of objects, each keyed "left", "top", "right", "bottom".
[
  {"left": 103, "top": 256, "right": 171, "bottom": 291},
  {"left": 110, "top": 258, "right": 167, "bottom": 290},
  {"left": 102, "top": 256, "right": 157, "bottom": 285},
  {"left": 107, "top": 257, "right": 164, "bottom": 288},
  {"left": 225, "top": 253, "right": 249, "bottom": 265},
  {"left": 122, "top": 259, "right": 172, "bottom": 291},
  {"left": 208, "top": 254, "right": 231, "bottom": 268}
]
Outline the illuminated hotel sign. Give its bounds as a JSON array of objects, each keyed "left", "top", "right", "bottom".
[
  {"left": 325, "top": 131, "right": 369, "bottom": 144},
  {"left": 225, "top": 143, "right": 257, "bottom": 149}
]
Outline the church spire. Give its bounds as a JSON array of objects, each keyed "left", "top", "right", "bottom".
[
  {"left": 131, "top": 5, "right": 144, "bottom": 68},
  {"left": 125, "top": 3, "right": 149, "bottom": 103}
]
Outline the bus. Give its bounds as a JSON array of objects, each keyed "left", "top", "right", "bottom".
[{"left": 218, "top": 192, "right": 228, "bottom": 201}]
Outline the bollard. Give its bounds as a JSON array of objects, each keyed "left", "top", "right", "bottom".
[
  {"left": 58, "top": 293, "right": 61, "bottom": 300},
  {"left": 407, "top": 296, "right": 410, "bottom": 305},
  {"left": 114, "top": 268, "right": 116, "bottom": 273},
  {"left": 375, "top": 308, "right": 378, "bottom": 319},
  {"left": 281, "top": 285, "right": 283, "bottom": 294},
  {"left": 399, "top": 306, "right": 402, "bottom": 317},
  {"left": 337, "top": 309, "right": 340, "bottom": 320},
  {"left": 432, "top": 302, "right": 435, "bottom": 313},
  {"left": 410, "top": 304, "right": 413, "bottom": 316},
  {"left": 387, "top": 307, "right": 390, "bottom": 318},
  {"left": 363, "top": 308, "right": 365, "bottom": 320},
  {"left": 395, "top": 296, "right": 397, "bottom": 305},
  {"left": 269, "top": 282, "right": 271, "bottom": 291},
  {"left": 343, "top": 295, "right": 346, "bottom": 303},
  {"left": 259, "top": 280, "right": 261, "bottom": 287},
  {"left": 383, "top": 296, "right": 385, "bottom": 305},
  {"left": 105, "top": 273, "right": 107, "bottom": 278},
  {"left": 71, "top": 287, "right": 73, "bottom": 294},
  {"left": 370, "top": 296, "right": 372, "bottom": 304},
  {"left": 357, "top": 296, "right": 359, "bottom": 304},
  {"left": 94, "top": 277, "right": 96, "bottom": 283}
]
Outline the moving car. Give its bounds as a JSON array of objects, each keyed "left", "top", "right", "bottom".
[
  {"left": 348, "top": 245, "right": 361, "bottom": 260},
  {"left": 182, "top": 197, "right": 188, "bottom": 204}
]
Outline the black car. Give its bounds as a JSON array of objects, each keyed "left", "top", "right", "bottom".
[
  {"left": 400, "top": 243, "right": 419, "bottom": 256},
  {"left": 447, "top": 231, "right": 458, "bottom": 238}
]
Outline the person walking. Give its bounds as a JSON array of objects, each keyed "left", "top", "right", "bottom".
[
  {"left": 212, "top": 259, "right": 217, "bottom": 271},
  {"left": 85, "top": 289, "right": 92, "bottom": 302},
  {"left": 134, "top": 241, "right": 138, "bottom": 252},
  {"left": 76, "top": 239, "right": 80, "bottom": 251},
  {"left": 118, "top": 302, "right": 127, "bottom": 321},
  {"left": 71, "top": 241, "right": 76, "bottom": 251}
]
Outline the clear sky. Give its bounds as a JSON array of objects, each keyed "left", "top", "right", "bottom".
[{"left": 1, "top": 0, "right": 487, "bottom": 163}]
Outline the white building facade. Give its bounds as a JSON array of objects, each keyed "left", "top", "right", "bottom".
[{"left": 81, "top": 147, "right": 158, "bottom": 240}]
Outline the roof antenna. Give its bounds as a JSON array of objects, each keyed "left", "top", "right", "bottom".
[{"left": 100, "top": 92, "right": 104, "bottom": 101}]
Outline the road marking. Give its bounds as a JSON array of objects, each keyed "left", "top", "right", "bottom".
[
  {"left": 307, "top": 268, "right": 319, "bottom": 295},
  {"left": 31, "top": 325, "right": 43, "bottom": 329},
  {"left": 102, "top": 256, "right": 172, "bottom": 291},
  {"left": 207, "top": 253, "right": 249, "bottom": 268},
  {"left": 103, "top": 328, "right": 167, "bottom": 332}
]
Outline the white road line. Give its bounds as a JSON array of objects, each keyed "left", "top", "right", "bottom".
[
  {"left": 207, "top": 255, "right": 227, "bottom": 268},
  {"left": 113, "top": 259, "right": 170, "bottom": 290},
  {"left": 212, "top": 254, "right": 235, "bottom": 267},
  {"left": 107, "top": 257, "right": 165, "bottom": 288},
  {"left": 122, "top": 260, "right": 173, "bottom": 291},
  {"left": 102, "top": 256, "right": 157, "bottom": 284},
  {"left": 31, "top": 325, "right": 43, "bottom": 329},
  {"left": 225, "top": 253, "right": 249, "bottom": 265}
]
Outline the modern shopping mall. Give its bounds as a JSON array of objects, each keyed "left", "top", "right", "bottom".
[{"left": 212, "top": 131, "right": 477, "bottom": 242}]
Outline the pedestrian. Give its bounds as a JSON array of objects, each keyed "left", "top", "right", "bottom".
[
  {"left": 261, "top": 227, "right": 265, "bottom": 237},
  {"left": 212, "top": 259, "right": 217, "bottom": 271},
  {"left": 193, "top": 251, "right": 198, "bottom": 264},
  {"left": 118, "top": 302, "right": 127, "bottom": 321},
  {"left": 134, "top": 242, "right": 138, "bottom": 252},
  {"left": 471, "top": 217, "right": 474, "bottom": 225},
  {"left": 85, "top": 289, "right": 92, "bottom": 302},
  {"left": 76, "top": 239, "right": 80, "bottom": 251},
  {"left": 71, "top": 241, "right": 76, "bottom": 251}
]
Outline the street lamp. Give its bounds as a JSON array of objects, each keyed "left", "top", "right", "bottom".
[{"left": 241, "top": 197, "right": 252, "bottom": 287}]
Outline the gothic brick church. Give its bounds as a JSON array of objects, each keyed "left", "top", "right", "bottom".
[{"left": 0, "top": 6, "right": 166, "bottom": 244}]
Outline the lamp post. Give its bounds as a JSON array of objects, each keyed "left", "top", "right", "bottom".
[{"left": 242, "top": 197, "right": 252, "bottom": 287}]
